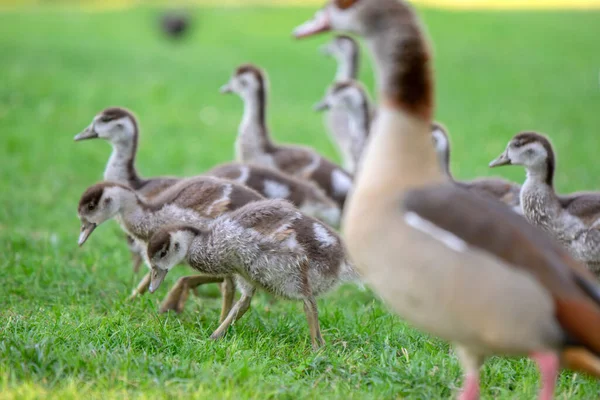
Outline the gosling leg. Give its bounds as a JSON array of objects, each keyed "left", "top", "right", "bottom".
[
  {"left": 160, "top": 275, "right": 224, "bottom": 314},
  {"left": 210, "top": 286, "right": 255, "bottom": 340}
]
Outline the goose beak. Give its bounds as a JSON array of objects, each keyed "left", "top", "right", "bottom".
[
  {"left": 489, "top": 152, "right": 512, "bottom": 168},
  {"left": 78, "top": 221, "right": 97, "bottom": 246},
  {"left": 293, "top": 10, "right": 331, "bottom": 39},
  {"left": 149, "top": 267, "right": 168, "bottom": 293},
  {"left": 313, "top": 99, "right": 330, "bottom": 112},
  {"left": 74, "top": 126, "right": 98, "bottom": 141},
  {"left": 220, "top": 82, "right": 232, "bottom": 94}
]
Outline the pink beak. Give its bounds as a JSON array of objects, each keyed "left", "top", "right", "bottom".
[{"left": 293, "top": 10, "right": 332, "bottom": 39}]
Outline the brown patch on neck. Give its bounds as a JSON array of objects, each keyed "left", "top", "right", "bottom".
[
  {"left": 512, "top": 132, "right": 555, "bottom": 187},
  {"left": 382, "top": 35, "right": 433, "bottom": 121},
  {"left": 100, "top": 107, "right": 143, "bottom": 188},
  {"left": 368, "top": 2, "right": 434, "bottom": 121}
]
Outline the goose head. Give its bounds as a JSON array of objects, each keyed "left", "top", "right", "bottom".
[
  {"left": 74, "top": 107, "right": 137, "bottom": 145},
  {"left": 220, "top": 64, "right": 267, "bottom": 102},
  {"left": 314, "top": 80, "right": 369, "bottom": 114},
  {"left": 146, "top": 226, "right": 198, "bottom": 292},
  {"left": 77, "top": 182, "right": 133, "bottom": 246},
  {"left": 294, "top": 0, "right": 395, "bottom": 39}
]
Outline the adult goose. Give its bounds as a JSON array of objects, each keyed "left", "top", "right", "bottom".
[{"left": 295, "top": 0, "right": 600, "bottom": 399}]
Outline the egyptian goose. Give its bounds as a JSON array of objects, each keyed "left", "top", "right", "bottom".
[
  {"left": 146, "top": 199, "right": 357, "bottom": 349},
  {"left": 490, "top": 132, "right": 600, "bottom": 275},
  {"left": 432, "top": 123, "right": 522, "bottom": 213},
  {"left": 320, "top": 35, "right": 362, "bottom": 171},
  {"left": 220, "top": 64, "right": 353, "bottom": 208},
  {"left": 315, "top": 80, "right": 372, "bottom": 174},
  {"left": 77, "top": 177, "right": 263, "bottom": 317},
  {"left": 75, "top": 108, "right": 341, "bottom": 308},
  {"left": 295, "top": 1, "right": 600, "bottom": 399},
  {"left": 206, "top": 162, "right": 341, "bottom": 227}
]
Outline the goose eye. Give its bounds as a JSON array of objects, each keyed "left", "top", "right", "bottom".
[
  {"left": 174, "top": 242, "right": 180, "bottom": 251},
  {"left": 87, "top": 203, "right": 96, "bottom": 211},
  {"left": 159, "top": 249, "right": 168, "bottom": 259}
]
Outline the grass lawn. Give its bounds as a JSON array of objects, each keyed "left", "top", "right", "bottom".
[{"left": 2, "top": 5, "right": 600, "bottom": 399}]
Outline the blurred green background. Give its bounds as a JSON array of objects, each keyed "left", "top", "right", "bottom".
[{"left": 1, "top": 3, "right": 600, "bottom": 399}]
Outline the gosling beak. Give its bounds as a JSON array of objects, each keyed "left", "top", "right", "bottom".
[
  {"left": 74, "top": 126, "right": 98, "bottom": 141},
  {"left": 220, "top": 82, "right": 232, "bottom": 94},
  {"left": 78, "top": 221, "right": 97, "bottom": 246},
  {"left": 489, "top": 152, "right": 512, "bottom": 168},
  {"left": 149, "top": 267, "right": 168, "bottom": 293},
  {"left": 293, "top": 10, "right": 332, "bottom": 39},
  {"left": 313, "top": 99, "right": 330, "bottom": 112}
]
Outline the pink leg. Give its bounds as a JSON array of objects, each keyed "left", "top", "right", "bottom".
[
  {"left": 531, "top": 352, "right": 559, "bottom": 400},
  {"left": 455, "top": 346, "right": 482, "bottom": 400},
  {"left": 459, "top": 373, "right": 480, "bottom": 400}
]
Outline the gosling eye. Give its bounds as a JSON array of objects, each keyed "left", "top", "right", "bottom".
[
  {"left": 159, "top": 249, "right": 168, "bottom": 259},
  {"left": 174, "top": 242, "right": 180, "bottom": 251},
  {"left": 87, "top": 203, "right": 96, "bottom": 211}
]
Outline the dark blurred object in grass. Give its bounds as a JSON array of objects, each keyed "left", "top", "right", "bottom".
[{"left": 160, "top": 11, "right": 190, "bottom": 40}]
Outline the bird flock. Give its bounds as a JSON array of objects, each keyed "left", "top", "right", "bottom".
[{"left": 73, "top": 0, "right": 600, "bottom": 398}]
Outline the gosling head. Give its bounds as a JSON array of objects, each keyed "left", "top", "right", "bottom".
[
  {"left": 220, "top": 64, "right": 267, "bottom": 102},
  {"left": 146, "top": 226, "right": 199, "bottom": 293},
  {"left": 74, "top": 107, "right": 138, "bottom": 144},
  {"left": 314, "top": 80, "right": 369, "bottom": 114},
  {"left": 77, "top": 182, "right": 132, "bottom": 246},
  {"left": 489, "top": 132, "right": 555, "bottom": 185}
]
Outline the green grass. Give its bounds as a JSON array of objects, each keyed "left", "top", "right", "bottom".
[{"left": 1, "top": 5, "right": 600, "bottom": 399}]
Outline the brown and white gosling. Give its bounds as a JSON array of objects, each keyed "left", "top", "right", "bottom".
[
  {"left": 490, "top": 132, "right": 600, "bottom": 275},
  {"left": 146, "top": 199, "right": 358, "bottom": 349},
  {"left": 77, "top": 177, "right": 264, "bottom": 315},
  {"left": 431, "top": 123, "right": 522, "bottom": 213},
  {"left": 75, "top": 107, "right": 341, "bottom": 259},
  {"left": 75, "top": 107, "right": 179, "bottom": 271},
  {"left": 315, "top": 80, "right": 372, "bottom": 174},
  {"left": 220, "top": 64, "right": 353, "bottom": 208},
  {"left": 206, "top": 162, "right": 341, "bottom": 227},
  {"left": 295, "top": 1, "right": 600, "bottom": 399},
  {"left": 320, "top": 35, "right": 363, "bottom": 171}
]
